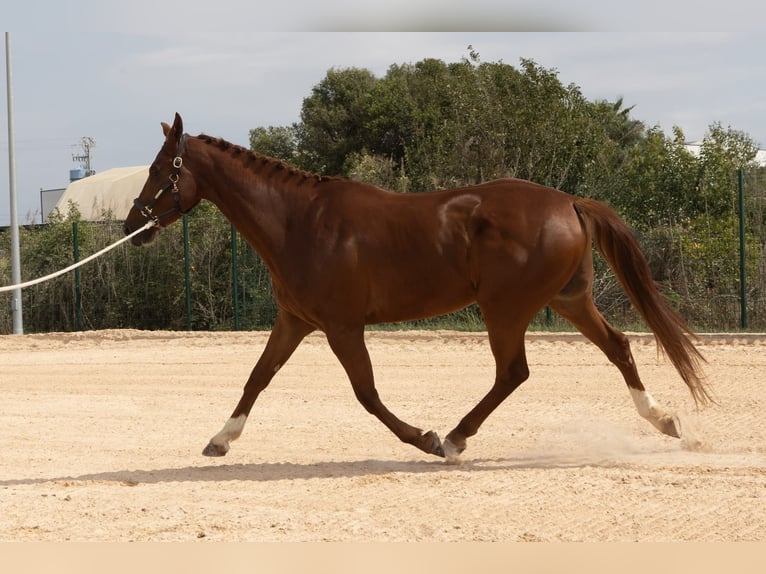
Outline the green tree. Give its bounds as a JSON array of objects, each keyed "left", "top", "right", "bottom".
[
  {"left": 297, "top": 67, "right": 378, "bottom": 175},
  {"left": 609, "top": 126, "right": 699, "bottom": 229},
  {"left": 697, "top": 122, "right": 759, "bottom": 220},
  {"left": 580, "top": 97, "right": 646, "bottom": 198},
  {"left": 249, "top": 125, "right": 300, "bottom": 163}
]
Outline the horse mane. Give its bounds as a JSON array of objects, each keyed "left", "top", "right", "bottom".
[{"left": 196, "top": 134, "right": 334, "bottom": 184}]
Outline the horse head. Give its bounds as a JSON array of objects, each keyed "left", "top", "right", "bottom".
[{"left": 124, "top": 113, "right": 201, "bottom": 245}]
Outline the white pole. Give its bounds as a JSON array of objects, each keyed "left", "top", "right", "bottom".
[{"left": 5, "top": 32, "right": 23, "bottom": 334}]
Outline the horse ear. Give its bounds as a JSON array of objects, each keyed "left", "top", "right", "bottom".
[
  {"left": 161, "top": 113, "right": 184, "bottom": 140},
  {"left": 171, "top": 112, "right": 184, "bottom": 139}
]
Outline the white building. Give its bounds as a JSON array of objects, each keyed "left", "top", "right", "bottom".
[
  {"left": 684, "top": 141, "right": 766, "bottom": 167},
  {"left": 49, "top": 165, "right": 149, "bottom": 222}
]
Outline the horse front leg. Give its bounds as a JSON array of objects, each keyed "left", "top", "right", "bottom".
[
  {"left": 202, "top": 311, "right": 314, "bottom": 457},
  {"left": 326, "top": 328, "right": 445, "bottom": 458}
]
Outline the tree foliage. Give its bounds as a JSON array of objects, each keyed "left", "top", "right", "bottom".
[
  {"left": 297, "top": 67, "right": 378, "bottom": 175},
  {"left": 249, "top": 125, "right": 299, "bottom": 163},
  {"left": 292, "top": 53, "right": 611, "bottom": 194}
]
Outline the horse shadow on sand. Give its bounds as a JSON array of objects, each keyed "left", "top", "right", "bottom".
[{"left": 0, "top": 451, "right": 651, "bottom": 487}]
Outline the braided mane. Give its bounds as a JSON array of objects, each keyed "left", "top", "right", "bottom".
[{"left": 197, "top": 134, "right": 331, "bottom": 183}]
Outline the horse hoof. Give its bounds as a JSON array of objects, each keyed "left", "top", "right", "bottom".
[
  {"left": 442, "top": 438, "right": 464, "bottom": 465},
  {"left": 654, "top": 413, "right": 682, "bottom": 439},
  {"left": 422, "top": 430, "right": 444, "bottom": 457},
  {"left": 202, "top": 442, "right": 228, "bottom": 457},
  {"left": 665, "top": 414, "right": 682, "bottom": 439}
]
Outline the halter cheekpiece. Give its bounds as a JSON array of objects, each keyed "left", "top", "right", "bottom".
[{"left": 133, "top": 133, "right": 192, "bottom": 224}]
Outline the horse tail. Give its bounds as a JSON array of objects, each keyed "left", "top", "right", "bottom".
[{"left": 573, "top": 197, "right": 713, "bottom": 406}]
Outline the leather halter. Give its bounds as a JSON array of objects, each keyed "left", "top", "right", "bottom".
[{"left": 133, "top": 133, "right": 192, "bottom": 224}]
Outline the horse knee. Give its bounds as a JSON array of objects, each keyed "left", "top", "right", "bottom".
[
  {"left": 507, "top": 360, "right": 530, "bottom": 388},
  {"left": 513, "top": 361, "right": 530, "bottom": 383},
  {"left": 495, "top": 361, "right": 529, "bottom": 397}
]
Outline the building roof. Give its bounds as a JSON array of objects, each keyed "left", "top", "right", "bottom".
[
  {"left": 53, "top": 165, "right": 149, "bottom": 221},
  {"left": 684, "top": 141, "right": 766, "bottom": 167}
]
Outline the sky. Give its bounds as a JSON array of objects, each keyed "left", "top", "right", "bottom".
[{"left": 3, "top": 1, "right": 766, "bottom": 226}]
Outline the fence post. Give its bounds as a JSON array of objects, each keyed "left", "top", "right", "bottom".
[
  {"left": 183, "top": 214, "right": 192, "bottom": 330},
  {"left": 738, "top": 169, "right": 747, "bottom": 329},
  {"left": 231, "top": 224, "right": 240, "bottom": 330},
  {"left": 72, "top": 220, "right": 82, "bottom": 331}
]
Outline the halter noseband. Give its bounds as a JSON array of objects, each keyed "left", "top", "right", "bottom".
[{"left": 133, "top": 133, "right": 192, "bottom": 224}]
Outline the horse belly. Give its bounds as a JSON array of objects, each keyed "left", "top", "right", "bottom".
[{"left": 364, "top": 265, "right": 475, "bottom": 324}]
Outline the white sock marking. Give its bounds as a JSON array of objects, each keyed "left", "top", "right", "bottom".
[
  {"left": 629, "top": 387, "right": 660, "bottom": 420},
  {"left": 210, "top": 414, "right": 248, "bottom": 450},
  {"left": 442, "top": 438, "right": 463, "bottom": 465},
  {"left": 629, "top": 387, "right": 678, "bottom": 436}
]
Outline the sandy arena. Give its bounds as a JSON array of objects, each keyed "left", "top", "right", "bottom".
[{"left": 0, "top": 329, "right": 764, "bottom": 542}]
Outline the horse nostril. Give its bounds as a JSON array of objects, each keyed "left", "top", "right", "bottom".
[{"left": 123, "top": 223, "right": 132, "bottom": 235}]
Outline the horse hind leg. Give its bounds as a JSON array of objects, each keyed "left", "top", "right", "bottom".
[
  {"left": 550, "top": 292, "right": 681, "bottom": 439},
  {"left": 444, "top": 325, "right": 530, "bottom": 463}
]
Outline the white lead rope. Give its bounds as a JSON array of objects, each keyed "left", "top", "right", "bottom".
[{"left": 0, "top": 220, "right": 156, "bottom": 293}]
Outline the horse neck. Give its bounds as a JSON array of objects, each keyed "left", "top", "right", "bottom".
[{"left": 186, "top": 136, "right": 313, "bottom": 268}]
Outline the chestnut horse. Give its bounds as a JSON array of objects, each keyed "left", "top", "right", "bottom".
[{"left": 124, "top": 113, "right": 711, "bottom": 462}]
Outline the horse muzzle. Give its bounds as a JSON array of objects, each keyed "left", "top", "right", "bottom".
[{"left": 124, "top": 221, "right": 160, "bottom": 246}]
